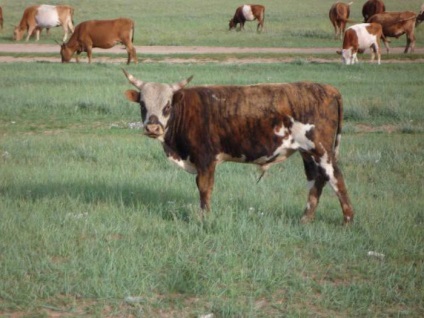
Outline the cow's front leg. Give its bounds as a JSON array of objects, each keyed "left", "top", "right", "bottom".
[
  {"left": 86, "top": 47, "right": 93, "bottom": 63},
  {"left": 196, "top": 163, "right": 216, "bottom": 212}
]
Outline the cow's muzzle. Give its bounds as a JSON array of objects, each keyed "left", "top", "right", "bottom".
[{"left": 144, "top": 124, "right": 164, "bottom": 138}]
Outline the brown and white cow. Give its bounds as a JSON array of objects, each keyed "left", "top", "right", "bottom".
[
  {"left": 14, "top": 5, "right": 74, "bottom": 42},
  {"left": 367, "top": 11, "right": 420, "bottom": 53},
  {"left": 362, "top": 0, "right": 386, "bottom": 22},
  {"left": 337, "top": 23, "right": 386, "bottom": 65},
  {"left": 329, "top": 2, "right": 353, "bottom": 40},
  {"left": 229, "top": 4, "right": 265, "bottom": 31},
  {"left": 60, "top": 18, "right": 137, "bottom": 64},
  {"left": 122, "top": 70, "right": 355, "bottom": 224}
]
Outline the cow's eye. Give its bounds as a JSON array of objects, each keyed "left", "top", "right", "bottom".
[
  {"left": 163, "top": 102, "right": 171, "bottom": 117},
  {"left": 140, "top": 101, "right": 146, "bottom": 110}
]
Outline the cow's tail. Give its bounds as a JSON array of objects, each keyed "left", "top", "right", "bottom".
[
  {"left": 334, "top": 93, "right": 343, "bottom": 161},
  {"left": 131, "top": 22, "right": 135, "bottom": 43}
]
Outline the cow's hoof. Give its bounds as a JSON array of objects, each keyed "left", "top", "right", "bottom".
[
  {"left": 300, "top": 215, "right": 314, "bottom": 224},
  {"left": 343, "top": 215, "right": 354, "bottom": 225}
]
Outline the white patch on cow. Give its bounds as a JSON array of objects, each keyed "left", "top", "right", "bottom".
[
  {"left": 319, "top": 149, "right": 339, "bottom": 193},
  {"left": 167, "top": 155, "right": 197, "bottom": 174},
  {"left": 35, "top": 5, "right": 59, "bottom": 28},
  {"left": 216, "top": 153, "right": 246, "bottom": 164},
  {"left": 253, "top": 117, "right": 315, "bottom": 166},
  {"left": 242, "top": 5, "right": 255, "bottom": 21}
]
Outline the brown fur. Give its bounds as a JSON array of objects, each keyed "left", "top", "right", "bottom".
[
  {"left": 60, "top": 18, "right": 137, "bottom": 64},
  {"left": 229, "top": 4, "right": 265, "bottom": 32},
  {"left": 126, "top": 80, "right": 355, "bottom": 224},
  {"left": 367, "top": 11, "right": 418, "bottom": 53},
  {"left": 13, "top": 5, "right": 74, "bottom": 42},
  {"left": 329, "top": 2, "right": 352, "bottom": 40},
  {"left": 362, "top": 0, "right": 386, "bottom": 22}
]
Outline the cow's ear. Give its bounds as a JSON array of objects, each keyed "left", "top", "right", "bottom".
[
  {"left": 172, "top": 90, "right": 185, "bottom": 106},
  {"left": 336, "top": 50, "right": 342, "bottom": 55},
  {"left": 124, "top": 89, "right": 140, "bottom": 103}
]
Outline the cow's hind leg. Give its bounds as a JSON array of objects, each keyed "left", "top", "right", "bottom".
[
  {"left": 125, "top": 44, "right": 138, "bottom": 64},
  {"left": 300, "top": 152, "right": 327, "bottom": 223},
  {"left": 301, "top": 151, "right": 354, "bottom": 224}
]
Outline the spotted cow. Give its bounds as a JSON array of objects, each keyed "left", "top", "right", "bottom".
[
  {"left": 229, "top": 4, "right": 265, "bottom": 32},
  {"left": 14, "top": 4, "right": 74, "bottom": 42},
  {"left": 337, "top": 23, "right": 387, "bottom": 65},
  {"left": 122, "top": 70, "right": 355, "bottom": 224}
]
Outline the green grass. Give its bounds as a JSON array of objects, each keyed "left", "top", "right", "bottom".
[
  {"left": 0, "top": 61, "right": 423, "bottom": 316},
  {"left": 1, "top": 0, "right": 424, "bottom": 315},
  {"left": 1, "top": 0, "right": 423, "bottom": 49}
]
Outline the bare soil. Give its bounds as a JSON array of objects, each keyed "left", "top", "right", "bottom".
[{"left": 1, "top": 43, "right": 423, "bottom": 63}]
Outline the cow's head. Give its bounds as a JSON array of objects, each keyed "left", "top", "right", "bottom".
[
  {"left": 123, "top": 69, "right": 193, "bottom": 140},
  {"left": 337, "top": 48, "right": 356, "bottom": 65},
  {"left": 13, "top": 26, "right": 23, "bottom": 41},
  {"left": 59, "top": 43, "right": 72, "bottom": 63}
]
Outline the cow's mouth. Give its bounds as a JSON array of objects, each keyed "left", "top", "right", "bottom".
[{"left": 144, "top": 131, "right": 162, "bottom": 138}]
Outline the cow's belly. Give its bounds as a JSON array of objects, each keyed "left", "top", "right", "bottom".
[
  {"left": 36, "top": 5, "right": 60, "bottom": 28},
  {"left": 242, "top": 5, "right": 255, "bottom": 21},
  {"left": 219, "top": 118, "right": 316, "bottom": 166},
  {"left": 357, "top": 34, "right": 377, "bottom": 50}
]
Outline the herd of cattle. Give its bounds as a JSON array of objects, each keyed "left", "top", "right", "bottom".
[
  {"left": 330, "top": 0, "right": 424, "bottom": 64},
  {"left": 1, "top": 1, "right": 422, "bottom": 224},
  {"left": 1, "top": 1, "right": 423, "bottom": 65}
]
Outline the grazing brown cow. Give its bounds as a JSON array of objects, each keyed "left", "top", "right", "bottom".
[
  {"left": 60, "top": 18, "right": 137, "bottom": 64},
  {"left": 14, "top": 5, "right": 74, "bottom": 42},
  {"left": 337, "top": 23, "right": 386, "bottom": 64},
  {"left": 329, "top": 2, "right": 353, "bottom": 40},
  {"left": 367, "top": 11, "right": 419, "bottom": 53},
  {"left": 229, "top": 4, "right": 265, "bottom": 31},
  {"left": 0, "top": 6, "right": 3, "bottom": 30},
  {"left": 122, "top": 70, "right": 355, "bottom": 224},
  {"left": 362, "top": 0, "right": 386, "bottom": 22}
]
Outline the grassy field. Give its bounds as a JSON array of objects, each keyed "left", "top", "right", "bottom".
[
  {"left": 0, "top": 61, "right": 423, "bottom": 317},
  {"left": 0, "top": 0, "right": 424, "bottom": 317},
  {"left": 1, "top": 0, "right": 423, "bottom": 48}
]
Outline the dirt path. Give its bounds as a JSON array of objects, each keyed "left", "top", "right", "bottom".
[{"left": 0, "top": 43, "right": 423, "bottom": 63}]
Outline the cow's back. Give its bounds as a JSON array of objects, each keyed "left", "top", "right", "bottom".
[
  {"left": 72, "top": 18, "right": 134, "bottom": 46},
  {"left": 169, "top": 83, "right": 341, "bottom": 160},
  {"left": 368, "top": 11, "right": 416, "bottom": 34}
]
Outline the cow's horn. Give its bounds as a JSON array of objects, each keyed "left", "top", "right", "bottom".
[
  {"left": 170, "top": 75, "right": 194, "bottom": 92},
  {"left": 122, "top": 69, "right": 145, "bottom": 89}
]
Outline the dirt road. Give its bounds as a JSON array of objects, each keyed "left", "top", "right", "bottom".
[{"left": 0, "top": 43, "right": 423, "bottom": 63}]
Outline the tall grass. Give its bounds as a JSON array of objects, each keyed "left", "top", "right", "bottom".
[
  {"left": 0, "top": 60, "right": 423, "bottom": 316},
  {"left": 1, "top": 0, "right": 423, "bottom": 48}
]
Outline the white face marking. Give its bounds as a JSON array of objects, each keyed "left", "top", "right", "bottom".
[
  {"left": 36, "top": 5, "right": 60, "bottom": 28},
  {"left": 242, "top": 5, "right": 255, "bottom": 21},
  {"left": 140, "top": 82, "right": 174, "bottom": 133}
]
